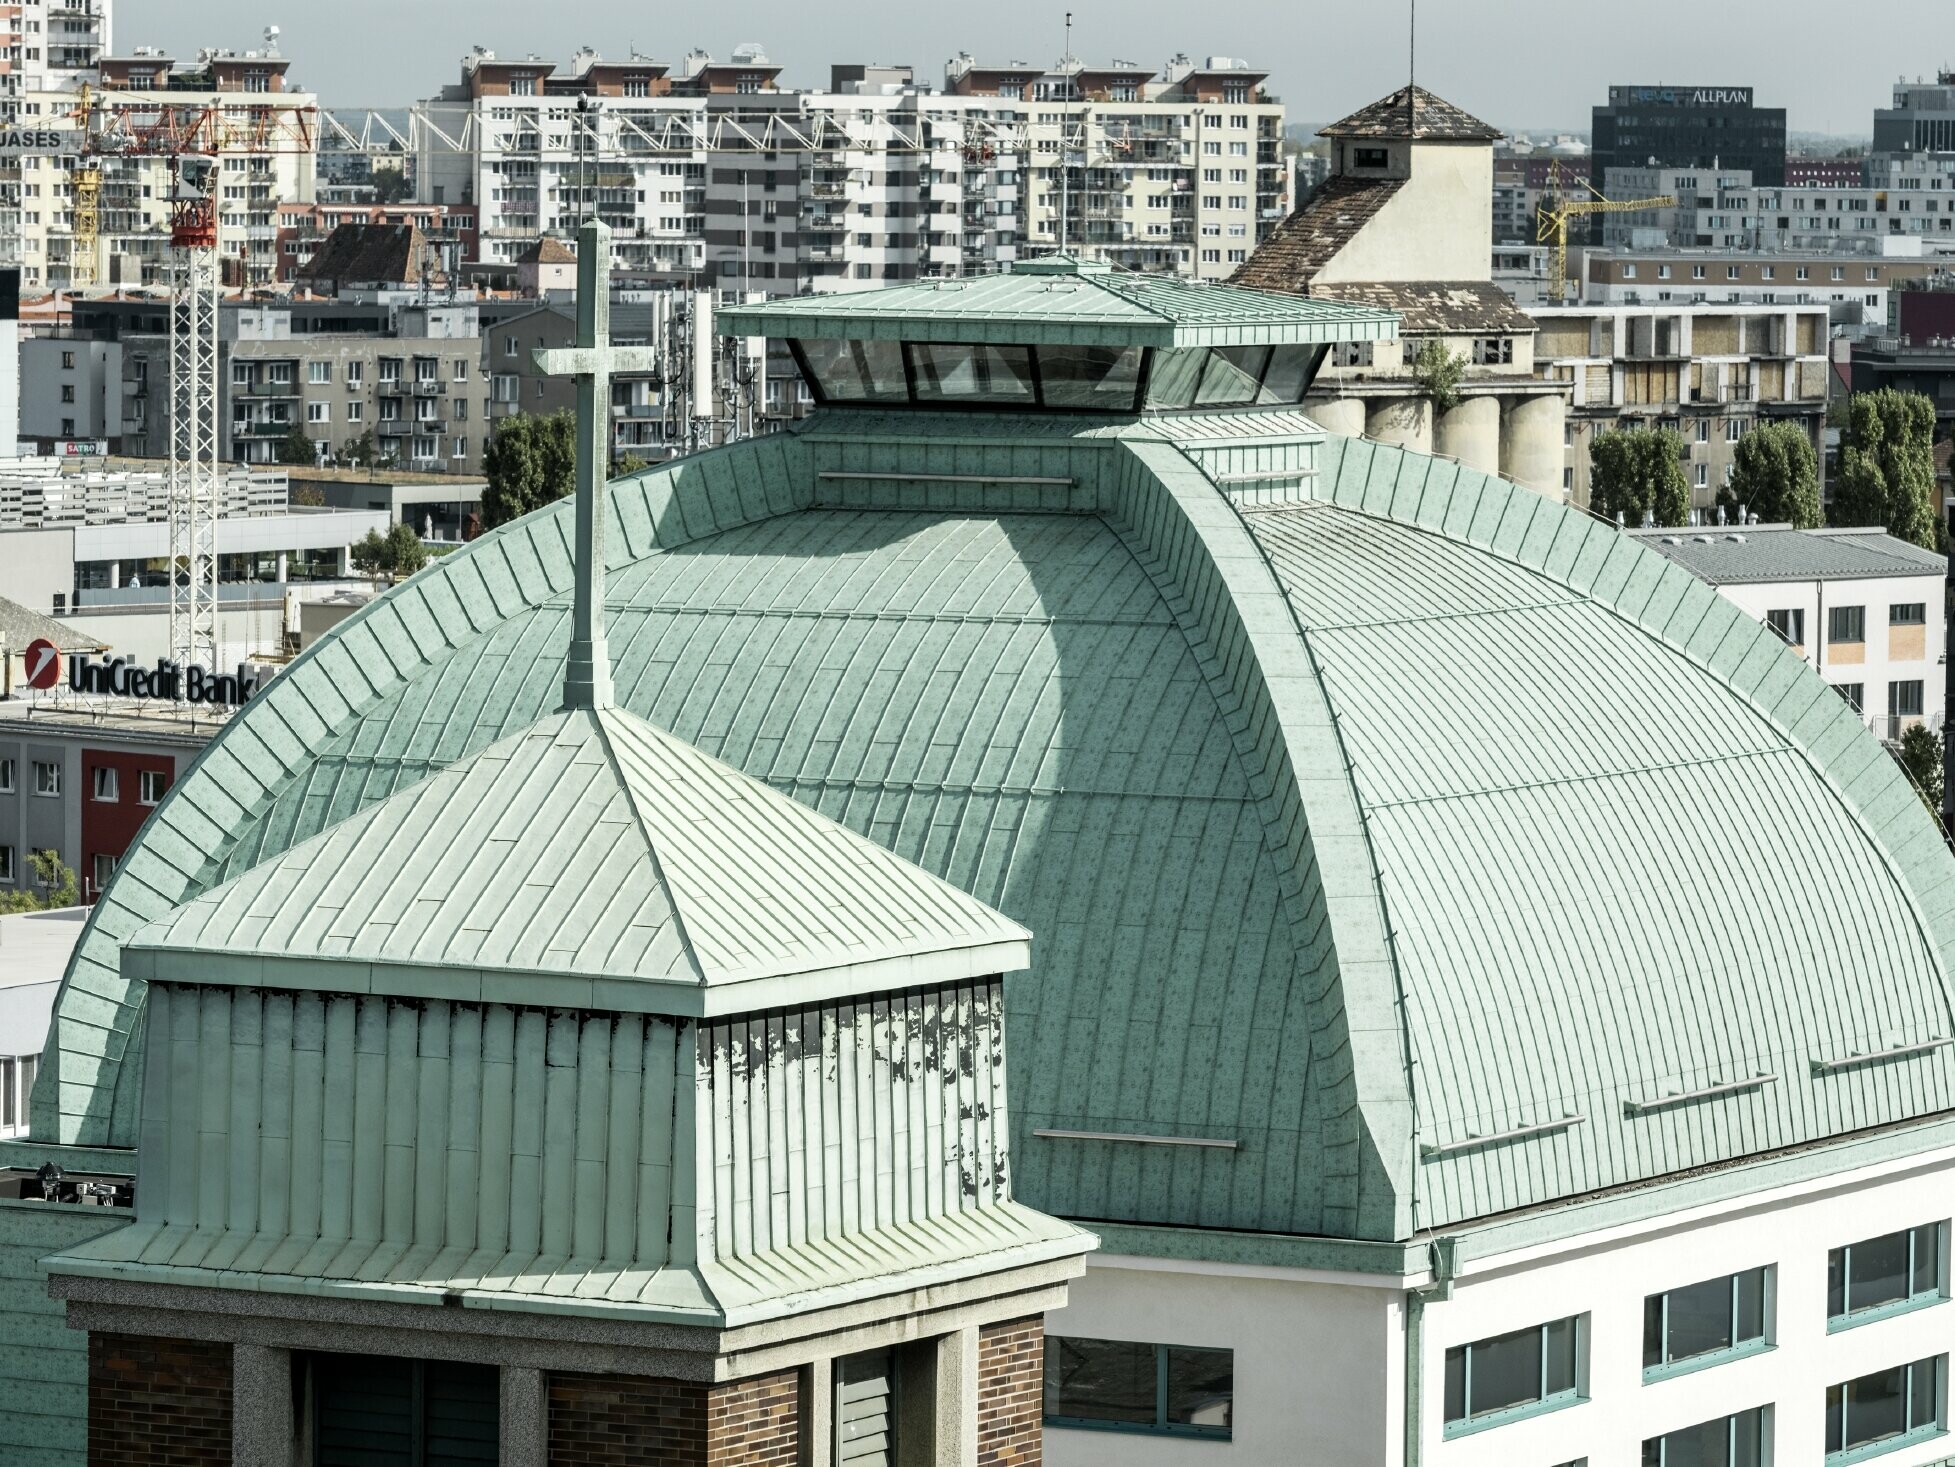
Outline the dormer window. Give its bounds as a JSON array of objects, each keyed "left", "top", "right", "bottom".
[{"left": 1353, "top": 146, "right": 1390, "bottom": 170}]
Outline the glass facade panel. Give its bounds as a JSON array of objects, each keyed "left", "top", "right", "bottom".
[
  {"left": 1045, "top": 1338, "right": 1155, "bottom": 1427},
  {"left": 1144, "top": 348, "right": 1207, "bottom": 409},
  {"left": 1666, "top": 1276, "right": 1737, "bottom": 1363},
  {"left": 1644, "top": 1406, "right": 1767, "bottom": 1467},
  {"left": 1832, "top": 1222, "right": 1944, "bottom": 1321},
  {"left": 1163, "top": 1347, "right": 1233, "bottom": 1431},
  {"left": 1260, "top": 343, "right": 1322, "bottom": 403},
  {"left": 1036, "top": 344, "right": 1144, "bottom": 410},
  {"left": 1444, "top": 1316, "right": 1583, "bottom": 1427},
  {"left": 1195, "top": 345, "right": 1270, "bottom": 406},
  {"left": 910, "top": 343, "right": 1036, "bottom": 404},
  {"left": 799, "top": 337, "right": 907, "bottom": 402}
]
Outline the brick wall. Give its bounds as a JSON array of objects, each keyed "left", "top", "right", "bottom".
[
  {"left": 548, "top": 1372, "right": 707, "bottom": 1466},
  {"left": 705, "top": 1368, "right": 800, "bottom": 1467},
  {"left": 978, "top": 1316, "right": 1045, "bottom": 1467},
  {"left": 87, "top": 1331, "right": 233, "bottom": 1467}
]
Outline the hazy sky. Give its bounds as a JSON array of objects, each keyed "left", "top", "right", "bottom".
[{"left": 123, "top": 0, "right": 1942, "bottom": 134}]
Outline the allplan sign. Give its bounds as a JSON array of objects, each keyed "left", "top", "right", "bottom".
[{"left": 68, "top": 653, "right": 260, "bottom": 706}]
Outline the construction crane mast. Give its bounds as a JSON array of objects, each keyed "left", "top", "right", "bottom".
[
  {"left": 69, "top": 88, "right": 317, "bottom": 678},
  {"left": 1535, "top": 162, "right": 1675, "bottom": 304}
]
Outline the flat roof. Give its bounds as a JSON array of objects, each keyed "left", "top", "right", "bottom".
[
  {"left": 717, "top": 257, "right": 1401, "bottom": 349},
  {"left": 1628, "top": 524, "right": 1948, "bottom": 584}
]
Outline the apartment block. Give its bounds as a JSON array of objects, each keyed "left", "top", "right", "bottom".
[
  {"left": 415, "top": 45, "right": 1289, "bottom": 289},
  {"left": 1531, "top": 302, "right": 1830, "bottom": 509}
]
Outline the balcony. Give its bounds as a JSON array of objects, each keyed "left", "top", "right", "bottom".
[
  {"left": 411, "top": 379, "right": 448, "bottom": 398},
  {"left": 233, "top": 419, "right": 294, "bottom": 438},
  {"left": 234, "top": 379, "right": 299, "bottom": 398},
  {"left": 410, "top": 418, "right": 448, "bottom": 434},
  {"left": 377, "top": 419, "right": 412, "bottom": 436},
  {"left": 806, "top": 181, "right": 848, "bottom": 199},
  {"left": 803, "top": 216, "right": 846, "bottom": 233}
]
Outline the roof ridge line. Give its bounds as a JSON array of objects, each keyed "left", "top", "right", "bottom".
[
  {"left": 1362, "top": 744, "right": 1792, "bottom": 814},
  {"left": 588, "top": 707, "right": 710, "bottom": 988}
]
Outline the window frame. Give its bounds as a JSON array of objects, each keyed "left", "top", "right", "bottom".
[
  {"left": 1643, "top": 1405, "right": 1770, "bottom": 1467},
  {"left": 90, "top": 766, "right": 117, "bottom": 803},
  {"left": 1826, "top": 1355, "right": 1945, "bottom": 1463},
  {"left": 33, "top": 761, "right": 60, "bottom": 797},
  {"left": 1443, "top": 1315, "right": 1587, "bottom": 1438},
  {"left": 0, "top": 757, "right": 13, "bottom": 794},
  {"left": 138, "top": 770, "right": 166, "bottom": 806},
  {"left": 1765, "top": 607, "right": 1805, "bottom": 646},
  {"left": 1889, "top": 602, "right": 1927, "bottom": 626},
  {"left": 1829, "top": 1221, "right": 1948, "bottom": 1331},
  {"left": 1828, "top": 604, "right": 1867, "bottom": 646},
  {"left": 1642, "top": 1267, "right": 1773, "bottom": 1382},
  {"left": 1043, "top": 1335, "right": 1234, "bottom": 1441}
]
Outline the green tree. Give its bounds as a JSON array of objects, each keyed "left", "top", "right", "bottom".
[
  {"left": 1409, "top": 339, "right": 1465, "bottom": 414},
  {"left": 349, "top": 523, "right": 430, "bottom": 579},
  {"left": 370, "top": 165, "right": 412, "bottom": 204},
  {"left": 276, "top": 425, "right": 316, "bottom": 466},
  {"left": 384, "top": 520, "right": 429, "bottom": 576},
  {"left": 340, "top": 428, "right": 379, "bottom": 468},
  {"left": 1587, "top": 426, "right": 1690, "bottom": 527},
  {"left": 1831, "top": 389, "right": 1939, "bottom": 549},
  {"left": 613, "top": 451, "right": 650, "bottom": 476},
  {"left": 482, "top": 412, "right": 576, "bottom": 528},
  {"left": 1718, "top": 421, "right": 1821, "bottom": 528},
  {"left": 0, "top": 850, "right": 79, "bottom": 914},
  {"left": 1898, "top": 723, "right": 1945, "bottom": 819}
]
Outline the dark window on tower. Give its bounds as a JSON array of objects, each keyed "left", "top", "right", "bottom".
[{"left": 306, "top": 1353, "right": 498, "bottom": 1466}]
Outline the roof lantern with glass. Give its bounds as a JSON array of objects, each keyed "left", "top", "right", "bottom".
[{"left": 718, "top": 256, "right": 1400, "bottom": 414}]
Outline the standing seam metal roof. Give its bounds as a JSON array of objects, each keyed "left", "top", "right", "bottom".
[{"left": 34, "top": 409, "right": 1955, "bottom": 1240}]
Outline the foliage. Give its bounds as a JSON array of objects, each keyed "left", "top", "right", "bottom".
[
  {"left": 1587, "top": 426, "right": 1690, "bottom": 528},
  {"left": 276, "top": 426, "right": 316, "bottom": 466},
  {"left": 1717, "top": 421, "right": 1821, "bottom": 528},
  {"left": 370, "top": 165, "right": 412, "bottom": 204},
  {"left": 339, "top": 428, "right": 383, "bottom": 468},
  {"left": 0, "top": 850, "right": 78, "bottom": 914},
  {"left": 1831, "top": 389, "right": 1939, "bottom": 550},
  {"left": 482, "top": 412, "right": 577, "bottom": 528},
  {"left": 290, "top": 483, "right": 326, "bottom": 508},
  {"left": 613, "top": 451, "right": 649, "bottom": 476},
  {"left": 1898, "top": 723, "right": 1945, "bottom": 820},
  {"left": 1409, "top": 339, "right": 1466, "bottom": 414},
  {"left": 348, "top": 522, "right": 430, "bottom": 579}
]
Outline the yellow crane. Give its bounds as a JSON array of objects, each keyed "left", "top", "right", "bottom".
[
  {"left": 68, "top": 84, "right": 101, "bottom": 287},
  {"left": 1535, "top": 162, "right": 1675, "bottom": 304}
]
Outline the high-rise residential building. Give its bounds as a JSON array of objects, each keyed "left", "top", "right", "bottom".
[
  {"left": 415, "top": 45, "right": 1289, "bottom": 289},
  {"left": 1590, "top": 85, "right": 1786, "bottom": 196}
]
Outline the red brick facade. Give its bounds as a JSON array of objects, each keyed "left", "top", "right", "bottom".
[
  {"left": 978, "top": 1316, "right": 1045, "bottom": 1467},
  {"left": 547, "top": 1371, "right": 708, "bottom": 1466},
  {"left": 705, "top": 1369, "right": 801, "bottom": 1466},
  {"left": 87, "top": 1331, "right": 233, "bottom": 1467}
]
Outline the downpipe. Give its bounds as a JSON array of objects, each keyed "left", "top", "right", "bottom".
[{"left": 1404, "top": 1236, "right": 1459, "bottom": 1467}]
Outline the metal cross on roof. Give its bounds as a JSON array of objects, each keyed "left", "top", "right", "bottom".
[{"left": 533, "top": 217, "right": 659, "bottom": 711}]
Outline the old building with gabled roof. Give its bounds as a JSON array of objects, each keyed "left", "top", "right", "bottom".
[{"left": 1236, "top": 85, "right": 1568, "bottom": 496}]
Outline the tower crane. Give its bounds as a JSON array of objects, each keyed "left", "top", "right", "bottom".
[
  {"left": 1535, "top": 161, "right": 1675, "bottom": 304},
  {"left": 66, "top": 85, "right": 317, "bottom": 677}
]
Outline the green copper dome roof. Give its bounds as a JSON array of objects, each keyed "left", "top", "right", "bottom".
[{"left": 36, "top": 411, "right": 1955, "bottom": 1244}]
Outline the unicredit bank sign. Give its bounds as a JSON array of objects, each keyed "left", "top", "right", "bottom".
[{"left": 68, "top": 653, "right": 260, "bottom": 706}]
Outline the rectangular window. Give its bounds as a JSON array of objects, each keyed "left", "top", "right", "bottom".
[
  {"left": 346, "top": 402, "right": 365, "bottom": 423},
  {"left": 0, "top": 846, "right": 13, "bottom": 883},
  {"left": 307, "top": 401, "right": 329, "bottom": 424},
  {"left": 346, "top": 361, "right": 364, "bottom": 385},
  {"left": 1353, "top": 147, "right": 1389, "bottom": 169},
  {"left": 909, "top": 343, "right": 1036, "bottom": 406},
  {"left": 306, "top": 1353, "right": 499, "bottom": 1465},
  {"left": 1044, "top": 1336, "right": 1233, "bottom": 1439},
  {"left": 1644, "top": 1268, "right": 1770, "bottom": 1376},
  {"left": 1827, "top": 1357, "right": 1943, "bottom": 1460},
  {"left": 1767, "top": 610, "right": 1806, "bottom": 653},
  {"left": 1891, "top": 602, "right": 1927, "bottom": 625},
  {"left": 1443, "top": 1316, "right": 1584, "bottom": 1433},
  {"left": 91, "top": 853, "right": 114, "bottom": 893},
  {"left": 138, "top": 770, "right": 167, "bottom": 805},
  {"left": 33, "top": 762, "right": 60, "bottom": 797},
  {"left": 0, "top": 758, "right": 13, "bottom": 793},
  {"left": 1890, "top": 681, "right": 1925, "bottom": 718},
  {"left": 1829, "top": 1222, "right": 1946, "bottom": 1325},
  {"left": 308, "top": 360, "right": 331, "bottom": 384},
  {"left": 91, "top": 766, "right": 117, "bottom": 802},
  {"left": 1836, "top": 683, "right": 1865, "bottom": 713},
  {"left": 1643, "top": 1406, "right": 1768, "bottom": 1466},
  {"left": 1828, "top": 605, "right": 1867, "bottom": 645}
]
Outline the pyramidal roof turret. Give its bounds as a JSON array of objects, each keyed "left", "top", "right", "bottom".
[
  {"left": 126, "top": 705, "right": 1030, "bottom": 1015},
  {"left": 1319, "top": 84, "right": 1501, "bottom": 142}
]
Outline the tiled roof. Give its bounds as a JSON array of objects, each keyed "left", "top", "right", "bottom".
[
  {"left": 1319, "top": 84, "right": 1502, "bottom": 141},
  {"left": 1309, "top": 279, "right": 1538, "bottom": 335},
  {"left": 517, "top": 236, "right": 577, "bottom": 265},
  {"left": 1629, "top": 524, "right": 1948, "bottom": 584},
  {"left": 0, "top": 596, "right": 105, "bottom": 653},
  {"left": 717, "top": 255, "right": 1401, "bottom": 348},
  {"left": 1228, "top": 175, "right": 1405, "bottom": 292},
  {"left": 294, "top": 222, "right": 433, "bottom": 289}
]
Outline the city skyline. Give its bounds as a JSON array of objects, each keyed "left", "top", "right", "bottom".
[{"left": 126, "top": 0, "right": 1935, "bottom": 136}]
